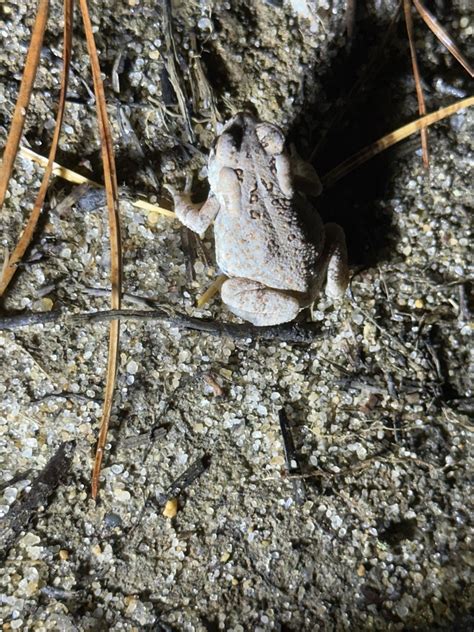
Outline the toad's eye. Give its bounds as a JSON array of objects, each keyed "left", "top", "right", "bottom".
[{"left": 256, "top": 123, "right": 285, "bottom": 155}]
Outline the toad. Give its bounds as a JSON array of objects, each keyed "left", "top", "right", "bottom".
[{"left": 167, "top": 112, "right": 348, "bottom": 326}]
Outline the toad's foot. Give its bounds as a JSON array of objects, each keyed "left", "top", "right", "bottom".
[
  {"left": 221, "top": 278, "right": 301, "bottom": 326},
  {"left": 320, "top": 223, "right": 349, "bottom": 300}
]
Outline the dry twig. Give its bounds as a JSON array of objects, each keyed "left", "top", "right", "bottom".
[
  {"left": 0, "top": 442, "right": 75, "bottom": 561},
  {"left": 278, "top": 409, "right": 306, "bottom": 505},
  {"left": 0, "top": 307, "right": 327, "bottom": 344}
]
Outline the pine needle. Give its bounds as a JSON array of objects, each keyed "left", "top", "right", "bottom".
[
  {"left": 78, "top": 0, "right": 122, "bottom": 499},
  {"left": 196, "top": 274, "right": 227, "bottom": 308},
  {"left": 1, "top": 248, "right": 10, "bottom": 283},
  {"left": 412, "top": 0, "right": 474, "bottom": 77},
  {"left": 404, "top": 0, "right": 429, "bottom": 168},
  {"left": 19, "top": 146, "right": 101, "bottom": 186},
  {"left": 0, "top": 0, "right": 49, "bottom": 212},
  {"left": 131, "top": 198, "right": 175, "bottom": 219},
  {"left": 321, "top": 96, "right": 474, "bottom": 188},
  {"left": 0, "top": 0, "right": 53, "bottom": 296},
  {"left": 17, "top": 147, "right": 174, "bottom": 218}
]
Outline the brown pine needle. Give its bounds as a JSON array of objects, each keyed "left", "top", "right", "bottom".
[
  {"left": 1, "top": 248, "right": 10, "bottom": 283},
  {"left": 404, "top": 0, "right": 429, "bottom": 168},
  {"left": 78, "top": 0, "right": 122, "bottom": 499},
  {"left": 0, "top": 0, "right": 49, "bottom": 213},
  {"left": 0, "top": 0, "right": 73, "bottom": 297},
  {"left": 412, "top": 0, "right": 474, "bottom": 77},
  {"left": 321, "top": 96, "right": 474, "bottom": 188}
]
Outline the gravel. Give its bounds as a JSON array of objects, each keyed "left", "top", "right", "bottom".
[{"left": 0, "top": 1, "right": 472, "bottom": 630}]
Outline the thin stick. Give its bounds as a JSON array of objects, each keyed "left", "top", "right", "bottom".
[
  {"left": 78, "top": 0, "right": 122, "bottom": 499},
  {"left": 0, "top": 0, "right": 73, "bottom": 296},
  {"left": 131, "top": 198, "right": 175, "bottom": 218},
  {"left": 0, "top": 308, "right": 327, "bottom": 344}
]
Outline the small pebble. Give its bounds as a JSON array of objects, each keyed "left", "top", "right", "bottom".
[
  {"left": 220, "top": 551, "right": 231, "bottom": 563},
  {"left": 126, "top": 360, "right": 139, "bottom": 375},
  {"left": 163, "top": 498, "right": 178, "bottom": 519},
  {"left": 198, "top": 17, "right": 213, "bottom": 31},
  {"left": 114, "top": 488, "right": 131, "bottom": 503},
  {"left": 104, "top": 512, "right": 123, "bottom": 528}
]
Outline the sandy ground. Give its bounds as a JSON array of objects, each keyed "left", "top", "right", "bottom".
[{"left": 0, "top": 1, "right": 473, "bottom": 630}]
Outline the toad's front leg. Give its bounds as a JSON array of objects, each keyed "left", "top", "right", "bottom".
[
  {"left": 167, "top": 166, "right": 241, "bottom": 237},
  {"left": 166, "top": 187, "right": 220, "bottom": 237},
  {"left": 221, "top": 278, "right": 302, "bottom": 326}
]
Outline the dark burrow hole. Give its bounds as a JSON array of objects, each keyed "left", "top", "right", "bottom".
[{"left": 379, "top": 517, "right": 418, "bottom": 546}]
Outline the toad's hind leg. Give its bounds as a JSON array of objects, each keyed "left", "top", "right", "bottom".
[{"left": 221, "top": 278, "right": 301, "bottom": 326}]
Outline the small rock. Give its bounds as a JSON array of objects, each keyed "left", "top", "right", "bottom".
[
  {"left": 113, "top": 488, "right": 131, "bottom": 503},
  {"left": 126, "top": 360, "right": 139, "bottom": 375},
  {"left": 220, "top": 551, "right": 231, "bottom": 563},
  {"left": 162, "top": 498, "right": 178, "bottom": 519},
  {"left": 20, "top": 533, "right": 40, "bottom": 548}
]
